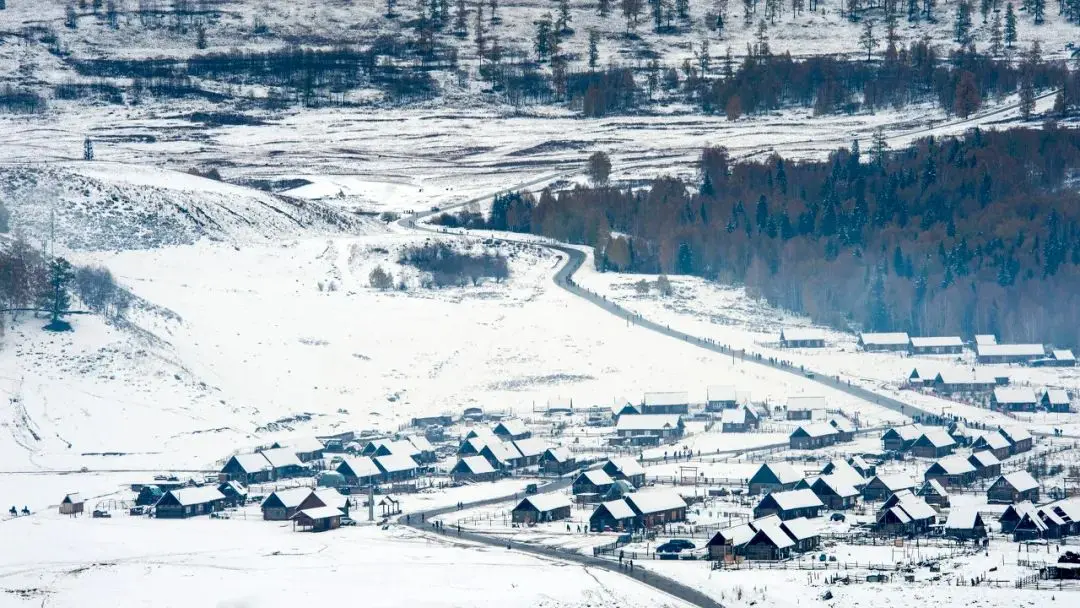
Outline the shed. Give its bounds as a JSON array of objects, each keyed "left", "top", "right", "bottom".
[
  {"left": 217, "top": 481, "right": 248, "bottom": 508},
  {"left": 1042, "top": 389, "right": 1072, "bottom": 413},
  {"left": 135, "top": 485, "right": 165, "bottom": 507},
  {"left": 988, "top": 471, "right": 1040, "bottom": 504},
  {"left": 59, "top": 493, "right": 84, "bottom": 516},
  {"left": 779, "top": 328, "right": 825, "bottom": 348},
  {"left": 786, "top": 396, "right": 825, "bottom": 420},
  {"left": 512, "top": 494, "right": 573, "bottom": 524},
  {"left": 291, "top": 506, "right": 343, "bottom": 532}
]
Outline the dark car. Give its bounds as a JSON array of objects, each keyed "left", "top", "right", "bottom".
[
  {"left": 830, "top": 513, "right": 846, "bottom": 522},
  {"left": 525, "top": 483, "right": 539, "bottom": 495},
  {"left": 657, "top": 539, "right": 695, "bottom": 554}
]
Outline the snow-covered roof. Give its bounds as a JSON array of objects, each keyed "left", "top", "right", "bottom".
[
  {"left": 813, "top": 475, "right": 859, "bottom": 498},
  {"left": 787, "top": 396, "right": 825, "bottom": 411},
  {"left": 998, "top": 471, "right": 1039, "bottom": 492},
  {"left": 465, "top": 427, "right": 498, "bottom": 441},
  {"left": 792, "top": 423, "right": 839, "bottom": 439},
  {"left": 969, "top": 451, "right": 1001, "bottom": 467},
  {"left": 642, "top": 391, "right": 689, "bottom": 407},
  {"left": 910, "top": 336, "right": 963, "bottom": 348},
  {"left": 606, "top": 457, "right": 646, "bottom": 478},
  {"left": 893, "top": 495, "right": 936, "bottom": 521},
  {"left": 945, "top": 507, "right": 982, "bottom": 530},
  {"left": 999, "top": 426, "right": 1033, "bottom": 443},
  {"left": 482, "top": 440, "right": 522, "bottom": 463},
  {"left": 626, "top": 489, "right": 687, "bottom": 514},
  {"left": 579, "top": 469, "right": 615, "bottom": 486},
  {"left": 616, "top": 414, "right": 681, "bottom": 432},
  {"left": 512, "top": 437, "right": 548, "bottom": 458},
  {"left": 829, "top": 418, "right": 854, "bottom": 433},
  {"left": 1053, "top": 349, "right": 1076, "bottom": 362},
  {"left": 766, "top": 489, "right": 824, "bottom": 511},
  {"left": 929, "top": 455, "right": 976, "bottom": 476},
  {"left": 259, "top": 448, "right": 303, "bottom": 469},
  {"left": 780, "top": 516, "right": 820, "bottom": 541},
  {"left": 974, "top": 431, "right": 1011, "bottom": 450},
  {"left": 871, "top": 474, "right": 916, "bottom": 492},
  {"left": 721, "top": 408, "right": 747, "bottom": 424},
  {"left": 1044, "top": 389, "right": 1071, "bottom": 405},
  {"left": 885, "top": 424, "right": 925, "bottom": 442},
  {"left": 599, "top": 499, "right": 636, "bottom": 520},
  {"left": 62, "top": 493, "right": 82, "bottom": 504},
  {"left": 717, "top": 523, "right": 757, "bottom": 546},
  {"left": 758, "top": 462, "right": 804, "bottom": 485},
  {"left": 860, "top": 332, "right": 910, "bottom": 346},
  {"left": 919, "top": 479, "right": 948, "bottom": 497},
  {"left": 975, "top": 334, "right": 997, "bottom": 346},
  {"left": 456, "top": 455, "right": 496, "bottom": 475},
  {"left": 993, "top": 386, "right": 1039, "bottom": 405},
  {"left": 313, "top": 488, "right": 348, "bottom": 510},
  {"left": 752, "top": 524, "right": 795, "bottom": 549},
  {"left": 374, "top": 453, "right": 418, "bottom": 473},
  {"left": 407, "top": 435, "right": 435, "bottom": 452},
  {"left": 543, "top": 446, "right": 573, "bottom": 463},
  {"left": 382, "top": 439, "right": 421, "bottom": 457},
  {"left": 822, "top": 460, "right": 865, "bottom": 488},
  {"left": 288, "top": 437, "right": 326, "bottom": 453},
  {"left": 516, "top": 494, "right": 573, "bottom": 513},
  {"left": 264, "top": 487, "right": 313, "bottom": 509},
  {"left": 230, "top": 452, "right": 273, "bottom": 474},
  {"left": 934, "top": 369, "right": 998, "bottom": 385},
  {"left": 1019, "top": 511, "right": 1049, "bottom": 532},
  {"left": 292, "top": 506, "right": 343, "bottom": 521},
  {"left": 495, "top": 419, "right": 529, "bottom": 437},
  {"left": 706, "top": 385, "right": 737, "bottom": 402},
  {"left": 848, "top": 456, "right": 870, "bottom": 470},
  {"left": 917, "top": 428, "right": 957, "bottom": 448},
  {"left": 338, "top": 456, "right": 380, "bottom": 478},
  {"left": 977, "top": 343, "right": 1045, "bottom": 357},
  {"left": 781, "top": 328, "right": 825, "bottom": 342},
  {"left": 167, "top": 486, "right": 226, "bottom": 507}
]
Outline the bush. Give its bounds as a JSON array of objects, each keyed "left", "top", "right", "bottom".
[
  {"left": 398, "top": 242, "right": 509, "bottom": 287},
  {"left": 369, "top": 265, "right": 393, "bottom": 290},
  {"left": 655, "top": 274, "right": 672, "bottom": 296},
  {"left": 379, "top": 211, "right": 401, "bottom": 223}
]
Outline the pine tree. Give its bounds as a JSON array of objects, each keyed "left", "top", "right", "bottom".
[
  {"left": 489, "top": 0, "right": 498, "bottom": 22},
  {"left": 535, "top": 14, "right": 553, "bottom": 60},
  {"left": 677, "top": 0, "right": 691, "bottom": 21},
  {"left": 1054, "top": 88, "right": 1067, "bottom": 116},
  {"left": 65, "top": 4, "right": 78, "bottom": 28},
  {"left": 1019, "top": 77, "right": 1036, "bottom": 119},
  {"left": 1004, "top": 3, "right": 1017, "bottom": 47},
  {"left": 980, "top": 0, "right": 991, "bottom": 20},
  {"left": 474, "top": 1, "right": 486, "bottom": 62},
  {"left": 923, "top": 0, "right": 935, "bottom": 20},
  {"left": 454, "top": 0, "right": 468, "bottom": 36},
  {"left": 588, "top": 29, "right": 600, "bottom": 69},
  {"left": 0, "top": 0, "right": 6, "bottom": 10},
  {"left": 696, "top": 38, "right": 711, "bottom": 73},
  {"left": 39, "top": 257, "right": 75, "bottom": 329},
  {"left": 557, "top": 0, "right": 572, "bottom": 32},
  {"left": 1032, "top": 0, "right": 1045, "bottom": 23},
  {"left": 195, "top": 23, "right": 207, "bottom": 49},
  {"left": 743, "top": 0, "right": 754, "bottom": 25},
  {"left": 755, "top": 20, "right": 770, "bottom": 58},
  {"left": 859, "top": 20, "right": 878, "bottom": 60},
  {"left": 908, "top": 0, "right": 920, "bottom": 20},
  {"left": 83, "top": 137, "right": 94, "bottom": 161},
  {"left": 622, "top": 0, "right": 644, "bottom": 30},
  {"left": 599, "top": 0, "right": 611, "bottom": 15},
  {"left": 989, "top": 9, "right": 1004, "bottom": 55},
  {"left": 871, "top": 127, "right": 889, "bottom": 166},
  {"left": 955, "top": 1, "right": 973, "bottom": 47}
]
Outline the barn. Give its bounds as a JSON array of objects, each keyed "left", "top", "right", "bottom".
[
  {"left": 512, "top": 494, "right": 573, "bottom": 524},
  {"left": 154, "top": 486, "right": 226, "bottom": 519},
  {"left": 779, "top": 328, "right": 825, "bottom": 348}
]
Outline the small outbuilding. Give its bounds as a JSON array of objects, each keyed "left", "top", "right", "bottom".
[
  {"left": 59, "top": 493, "right": 84, "bottom": 516},
  {"left": 944, "top": 508, "right": 987, "bottom": 540},
  {"left": 291, "top": 506, "right": 343, "bottom": 532}
]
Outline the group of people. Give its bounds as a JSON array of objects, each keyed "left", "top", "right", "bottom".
[{"left": 7, "top": 506, "right": 29, "bottom": 517}]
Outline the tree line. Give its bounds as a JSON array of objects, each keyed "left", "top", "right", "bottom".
[{"left": 457, "top": 128, "right": 1080, "bottom": 348}]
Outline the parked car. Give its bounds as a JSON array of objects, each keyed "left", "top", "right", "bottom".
[
  {"left": 658, "top": 539, "right": 695, "bottom": 552},
  {"left": 341, "top": 517, "right": 357, "bottom": 527},
  {"left": 525, "top": 484, "right": 539, "bottom": 495},
  {"left": 129, "top": 506, "right": 145, "bottom": 516},
  {"left": 830, "top": 513, "right": 846, "bottom": 522},
  {"left": 92, "top": 510, "right": 111, "bottom": 518}
]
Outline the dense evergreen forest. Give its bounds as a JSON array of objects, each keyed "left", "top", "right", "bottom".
[{"left": 437, "top": 128, "right": 1080, "bottom": 348}]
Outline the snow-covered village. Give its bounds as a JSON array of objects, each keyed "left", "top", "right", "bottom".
[{"left": 5, "top": 0, "right": 1080, "bottom": 607}]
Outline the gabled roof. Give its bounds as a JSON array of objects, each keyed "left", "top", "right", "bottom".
[
  {"left": 454, "top": 456, "right": 496, "bottom": 475},
  {"left": 515, "top": 494, "right": 573, "bottom": 513},
  {"left": 166, "top": 486, "right": 226, "bottom": 507},
  {"left": 605, "top": 457, "right": 646, "bottom": 477},
  {"left": 465, "top": 427, "right": 498, "bottom": 441},
  {"left": 821, "top": 460, "right": 865, "bottom": 488},
  {"left": 996, "top": 471, "right": 1038, "bottom": 493},
  {"left": 848, "top": 456, "right": 871, "bottom": 470},
  {"left": 762, "top": 489, "right": 824, "bottom": 511},
  {"left": 869, "top": 474, "right": 916, "bottom": 492},
  {"left": 1053, "top": 349, "right": 1076, "bottom": 362},
  {"left": 934, "top": 369, "right": 998, "bottom": 385},
  {"left": 753, "top": 462, "right": 804, "bottom": 485},
  {"left": 829, "top": 418, "right": 854, "bottom": 433},
  {"left": 998, "top": 426, "right": 1032, "bottom": 443},
  {"left": 969, "top": 451, "right": 1001, "bottom": 468},
  {"left": 977, "top": 343, "right": 1045, "bottom": 357},
  {"left": 542, "top": 446, "right": 573, "bottom": 463},
  {"left": 910, "top": 336, "right": 963, "bottom": 348},
  {"left": 1002, "top": 501, "right": 1036, "bottom": 520},
  {"left": 616, "top": 414, "right": 682, "bottom": 432},
  {"left": 721, "top": 408, "right": 747, "bottom": 424},
  {"left": 62, "top": 493, "right": 82, "bottom": 504},
  {"left": 288, "top": 437, "right": 326, "bottom": 453},
  {"left": 577, "top": 469, "right": 615, "bottom": 486},
  {"left": 292, "top": 506, "right": 343, "bottom": 521},
  {"left": 642, "top": 391, "right": 689, "bottom": 407},
  {"left": 883, "top": 424, "right": 924, "bottom": 442},
  {"left": 927, "top": 455, "right": 976, "bottom": 476},
  {"left": 1017, "top": 511, "right": 1049, "bottom": 532},
  {"left": 228, "top": 453, "right": 274, "bottom": 474},
  {"left": 259, "top": 448, "right": 303, "bottom": 469},
  {"left": 512, "top": 437, "right": 548, "bottom": 458},
  {"left": 218, "top": 480, "right": 247, "bottom": 497},
  {"left": 597, "top": 499, "right": 636, "bottom": 520},
  {"left": 919, "top": 479, "right": 948, "bottom": 497},
  {"left": 791, "top": 423, "right": 839, "bottom": 439},
  {"left": 494, "top": 419, "right": 529, "bottom": 437},
  {"left": 263, "top": 487, "right": 313, "bottom": 509},
  {"left": 706, "top": 385, "right": 738, "bottom": 402},
  {"left": 787, "top": 396, "right": 826, "bottom": 411},
  {"left": 374, "top": 453, "right": 418, "bottom": 474},
  {"left": 406, "top": 435, "right": 435, "bottom": 452},
  {"left": 781, "top": 328, "right": 825, "bottom": 341},
  {"left": 712, "top": 523, "right": 757, "bottom": 547},
  {"left": 892, "top": 494, "right": 936, "bottom": 521},
  {"left": 860, "top": 332, "right": 910, "bottom": 346},
  {"left": 482, "top": 440, "right": 523, "bottom": 464},
  {"left": 780, "top": 516, "right": 820, "bottom": 541},
  {"left": 993, "top": 387, "right": 1039, "bottom": 405},
  {"left": 313, "top": 488, "right": 349, "bottom": 510},
  {"left": 749, "top": 524, "right": 795, "bottom": 549},
  {"left": 337, "top": 456, "right": 380, "bottom": 479},
  {"left": 380, "top": 440, "right": 421, "bottom": 457},
  {"left": 975, "top": 334, "right": 997, "bottom": 345},
  {"left": 1044, "top": 389, "right": 1071, "bottom": 405},
  {"left": 916, "top": 428, "right": 957, "bottom": 449},
  {"left": 812, "top": 475, "right": 859, "bottom": 498},
  {"left": 626, "top": 489, "right": 687, "bottom": 515},
  {"left": 974, "top": 431, "right": 1011, "bottom": 450}
]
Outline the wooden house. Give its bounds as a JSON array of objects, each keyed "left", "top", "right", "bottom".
[
  {"left": 881, "top": 424, "right": 924, "bottom": 452},
  {"left": 862, "top": 474, "right": 916, "bottom": 501},
  {"left": 512, "top": 494, "right": 573, "bottom": 524},
  {"left": 405, "top": 435, "right": 437, "bottom": 464},
  {"left": 858, "top": 332, "right": 911, "bottom": 352},
  {"left": 624, "top": 490, "right": 688, "bottom": 528},
  {"left": 450, "top": 456, "right": 498, "bottom": 482},
  {"left": 601, "top": 457, "right": 647, "bottom": 487},
  {"left": 810, "top": 475, "right": 859, "bottom": 510},
  {"left": 820, "top": 459, "right": 867, "bottom": 490},
  {"left": 948, "top": 421, "right": 975, "bottom": 447},
  {"left": 972, "top": 431, "right": 1012, "bottom": 461},
  {"left": 991, "top": 386, "right": 1039, "bottom": 412},
  {"left": 845, "top": 456, "right": 875, "bottom": 479},
  {"left": 336, "top": 456, "right": 381, "bottom": 487},
  {"left": 707, "top": 522, "right": 758, "bottom": 560},
  {"left": 786, "top": 396, "right": 825, "bottom": 420},
  {"left": 910, "top": 336, "right": 963, "bottom": 354},
  {"left": 779, "top": 328, "right": 825, "bottom": 348},
  {"left": 261, "top": 487, "right": 316, "bottom": 521},
  {"left": 944, "top": 508, "right": 987, "bottom": 540},
  {"left": 573, "top": 469, "right": 615, "bottom": 496},
  {"left": 511, "top": 437, "right": 549, "bottom": 468},
  {"left": 828, "top": 418, "right": 855, "bottom": 442},
  {"left": 932, "top": 369, "right": 999, "bottom": 395},
  {"left": 749, "top": 462, "right": 805, "bottom": 495},
  {"left": 911, "top": 428, "right": 957, "bottom": 459},
  {"left": 373, "top": 454, "right": 420, "bottom": 482},
  {"left": 257, "top": 448, "right": 305, "bottom": 480},
  {"left": 1013, "top": 510, "right": 1061, "bottom": 541},
  {"left": 478, "top": 440, "right": 522, "bottom": 470},
  {"left": 493, "top": 420, "right": 531, "bottom": 441},
  {"left": 217, "top": 481, "right": 248, "bottom": 508},
  {"left": 988, "top": 471, "right": 1039, "bottom": 504},
  {"left": 154, "top": 486, "right": 226, "bottom": 519},
  {"left": 458, "top": 437, "right": 489, "bottom": 456},
  {"left": 539, "top": 447, "right": 576, "bottom": 475},
  {"left": 640, "top": 392, "right": 690, "bottom": 415},
  {"left": 789, "top": 423, "right": 841, "bottom": 450},
  {"left": 976, "top": 343, "right": 1045, "bottom": 364},
  {"left": 744, "top": 524, "right": 796, "bottom": 560},
  {"left": 615, "top": 414, "right": 684, "bottom": 444},
  {"left": 219, "top": 453, "right": 274, "bottom": 485},
  {"left": 291, "top": 506, "right": 343, "bottom": 532},
  {"left": 753, "top": 489, "right": 824, "bottom": 520},
  {"left": 998, "top": 426, "right": 1033, "bottom": 455},
  {"left": 282, "top": 437, "right": 326, "bottom": 462},
  {"left": 1041, "top": 389, "right": 1072, "bottom": 413},
  {"left": 1033, "top": 349, "right": 1077, "bottom": 367},
  {"left": 705, "top": 385, "right": 738, "bottom": 410},
  {"left": 135, "top": 485, "right": 165, "bottom": 506},
  {"left": 875, "top": 491, "right": 936, "bottom": 535},
  {"left": 780, "top": 517, "right": 821, "bottom": 553},
  {"left": 968, "top": 451, "right": 1002, "bottom": 479},
  {"left": 923, "top": 455, "right": 977, "bottom": 488},
  {"left": 1000, "top": 501, "right": 1036, "bottom": 534},
  {"left": 721, "top": 406, "right": 760, "bottom": 433},
  {"left": 589, "top": 499, "right": 637, "bottom": 532},
  {"left": 916, "top": 479, "right": 950, "bottom": 507},
  {"left": 59, "top": 493, "right": 84, "bottom": 516}
]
